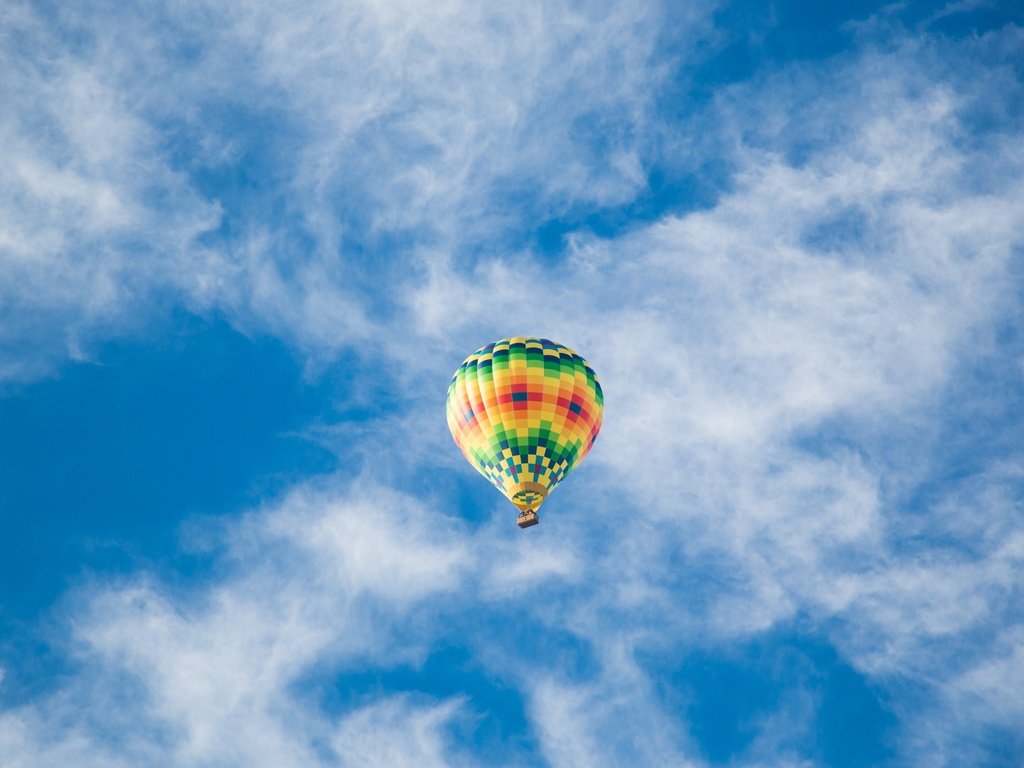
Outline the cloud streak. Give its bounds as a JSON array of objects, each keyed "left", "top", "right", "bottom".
[
  {"left": 1, "top": 2, "right": 1023, "bottom": 766},
  {"left": 1, "top": 0, "right": 717, "bottom": 379}
]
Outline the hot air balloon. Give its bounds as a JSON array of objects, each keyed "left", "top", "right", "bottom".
[{"left": 446, "top": 337, "right": 604, "bottom": 528}]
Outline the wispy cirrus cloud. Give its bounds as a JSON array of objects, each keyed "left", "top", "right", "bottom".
[
  {"left": 1, "top": 482, "right": 473, "bottom": 767},
  {"left": 1, "top": 0, "right": 715, "bottom": 379},
  {"left": 395, "top": 26, "right": 1024, "bottom": 764},
  {"left": 0, "top": 4, "right": 222, "bottom": 381},
  {"left": 2, "top": 2, "right": 1023, "bottom": 767}
]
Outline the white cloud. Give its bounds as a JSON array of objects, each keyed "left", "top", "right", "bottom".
[
  {"left": 0, "top": 0, "right": 717, "bottom": 380},
  {"left": 2, "top": 5, "right": 1023, "bottom": 767},
  {"left": 529, "top": 671, "right": 696, "bottom": 768},
  {"left": 331, "top": 697, "right": 465, "bottom": 768},
  {"left": 0, "top": 5, "right": 222, "bottom": 380},
  {"left": 398, "top": 30, "right": 1024, "bottom": 762},
  {"left": 0, "top": 482, "right": 471, "bottom": 767},
  {"left": 953, "top": 626, "right": 1024, "bottom": 725}
]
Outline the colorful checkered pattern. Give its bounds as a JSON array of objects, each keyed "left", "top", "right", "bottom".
[{"left": 446, "top": 337, "right": 604, "bottom": 514}]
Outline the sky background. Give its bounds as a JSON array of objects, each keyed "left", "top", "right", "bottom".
[{"left": 1, "top": 1, "right": 1023, "bottom": 765}]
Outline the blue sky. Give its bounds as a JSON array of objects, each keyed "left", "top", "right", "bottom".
[{"left": 1, "top": 0, "right": 1023, "bottom": 765}]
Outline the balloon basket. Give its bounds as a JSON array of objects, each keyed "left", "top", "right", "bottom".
[{"left": 517, "top": 509, "right": 540, "bottom": 528}]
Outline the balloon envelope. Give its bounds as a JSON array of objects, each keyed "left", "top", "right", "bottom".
[{"left": 446, "top": 337, "right": 603, "bottom": 523}]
